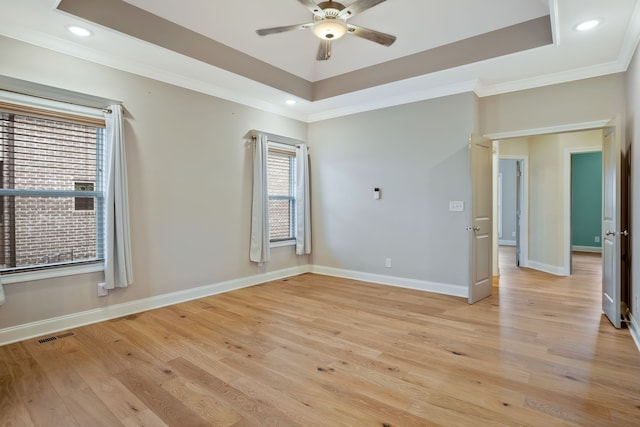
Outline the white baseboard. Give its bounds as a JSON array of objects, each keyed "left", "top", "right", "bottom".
[
  {"left": 630, "top": 315, "right": 640, "bottom": 353},
  {"left": 572, "top": 245, "right": 602, "bottom": 253},
  {"left": 310, "top": 265, "right": 468, "bottom": 299},
  {"left": 0, "top": 265, "right": 310, "bottom": 346},
  {"left": 499, "top": 240, "right": 516, "bottom": 246},
  {"left": 526, "top": 260, "right": 569, "bottom": 276}
]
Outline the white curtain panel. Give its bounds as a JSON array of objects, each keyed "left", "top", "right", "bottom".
[
  {"left": 250, "top": 133, "right": 271, "bottom": 264},
  {"left": 296, "top": 144, "right": 311, "bottom": 255},
  {"left": 104, "top": 105, "right": 133, "bottom": 289}
]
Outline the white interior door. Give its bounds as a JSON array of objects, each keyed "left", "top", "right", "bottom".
[
  {"left": 602, "top": 125, "right": 622, "bottom": 328},
  {"left": 469, "top": 134, "right": 493, "bottom": 304}
]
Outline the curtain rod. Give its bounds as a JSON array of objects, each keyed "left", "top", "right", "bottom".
[
  {"left": 1, "top": 88, "right": 115, "bottom": 113},
  {"left": 247, "top": 129, "right": 306, "bottom": 147}
]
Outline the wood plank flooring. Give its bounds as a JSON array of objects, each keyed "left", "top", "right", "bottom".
[{"left": 1, "top": 249, "right": 639, "bottom": 426}]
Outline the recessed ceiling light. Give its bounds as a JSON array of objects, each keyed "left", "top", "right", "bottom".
[
  {"left": 285, "top": 99, "right": 297, "bottom": 105},
  {"left": 67, "top": 25, "right": 92, "bottom": 37},
  {"left": 575, "top": 19, "right": 602, "bottom": 32}
]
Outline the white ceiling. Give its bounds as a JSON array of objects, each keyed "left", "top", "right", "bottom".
[
  {"left": 124, "top": 0, "right": 551, "bottom": 82},
  {"left": 0, "top": 0, "right": 639, "bottom": 122}
]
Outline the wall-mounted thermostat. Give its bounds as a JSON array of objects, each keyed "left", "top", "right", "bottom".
[{"left": 374, "top": 188, "right": 381, "bottom": 200}]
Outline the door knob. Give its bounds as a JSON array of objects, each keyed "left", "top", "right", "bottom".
[
  {"left": 472, "top": 226, "right": 481, "bottom": 232},
  {"left": 618, "top": 230, "right": 629, "bottom": 237},
  {"left": 605, "top": 230, "right": 616, "bottom": 236}
]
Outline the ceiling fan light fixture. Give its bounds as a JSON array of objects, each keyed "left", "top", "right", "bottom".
[
  {"left": 312, "top": 19, "right": 347, "bottom": 40},
  {"left": 255, "top": 0, "right": 395, "bottom": 61}
]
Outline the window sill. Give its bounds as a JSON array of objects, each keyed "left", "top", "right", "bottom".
[
  {"left": 270, "top": 239, "right": 295, "bottom": 248},
  {"left": 1, "top": 263, "right": 104, "bottom": 284}
]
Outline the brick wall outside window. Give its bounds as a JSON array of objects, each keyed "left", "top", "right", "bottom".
[{"left": 0, "top": 114, "right": 99, "bottom": 269}]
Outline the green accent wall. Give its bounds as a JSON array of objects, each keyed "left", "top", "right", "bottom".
[{"left": 571, "top": 152, "right": 602, "bottom": 248}]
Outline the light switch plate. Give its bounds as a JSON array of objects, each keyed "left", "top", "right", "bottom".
[{"left": 449, "top": 201, "right": 464, "bottom": 212}]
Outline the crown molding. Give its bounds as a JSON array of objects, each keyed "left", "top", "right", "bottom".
[
  {"left": 474, "top": 60, "right": 626, "bottom": 98},
  {"left": 1, "top": 22, "right": 630, "bottom": 123},
  {"left": 1, "top": 2, "right": 638, "bottom": 124},
  {"left": 619, "top": 0, "right": 640, "bottom": 69},
  {"left": 306, "top": 79, "right": 479, "bottom": 122}
]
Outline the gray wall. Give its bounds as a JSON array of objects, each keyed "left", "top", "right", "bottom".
[
  {"left": 499, "top": 159, "right": 518, "bottom": 244},
  {"left": 0, "top": 36, "right": 308, "bottom": 330},
  {"left": 528, "top": 133, "right": 565, "bottom": 270},
  {"left": 308, "top": 93, "right": 477, "bottom": 292}
]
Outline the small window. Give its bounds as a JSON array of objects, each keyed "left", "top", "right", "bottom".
[
  {"left": 267, "top": 145, "right": 296, "bottom": 242},
  {"left": 74, "top": 182, "right": 95, "bottom": 211}
]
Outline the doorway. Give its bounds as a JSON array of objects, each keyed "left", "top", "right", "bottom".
[
  {"left": 496, "top": 130, "right": 603, "bottom": 277},
  {"left": 567, "top": 150, "right": 603, "bottom": 274},
  {"left": 497, "top": 157, "right": 527, "bottom": 269}
]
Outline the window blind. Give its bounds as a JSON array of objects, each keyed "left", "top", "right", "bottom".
[
  {"left": 268, "top": 147, "right": 296, "bottom": 241},
  {"left": 0, "top": 110, "right": 104, "bottom": 271}
]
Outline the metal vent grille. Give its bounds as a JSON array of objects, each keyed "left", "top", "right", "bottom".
[{"left": 37, "top": 331, "right": 75, "bottom": 344}]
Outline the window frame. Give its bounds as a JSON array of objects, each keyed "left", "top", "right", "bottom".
[
  {"left": 267, "top": 141, "right": 297, "bottom": 247},
  {"left": 0, "top": 90, "right": 107, "bottom": 281}
]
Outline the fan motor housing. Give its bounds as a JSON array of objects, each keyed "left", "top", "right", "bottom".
[{"left": 317, "top": 1, "right": 346, "bottom": 12}]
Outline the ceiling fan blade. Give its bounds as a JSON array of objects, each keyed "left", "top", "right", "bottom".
[
  {"left": 347, "top": 24, "right": 396, "bottom": 46},
  {"left": 316, "top": 40, "right": 332, "bottom": 60},
  {"left": 297, "top": 0, "right": 325, "bottom": 17},
  {"left": 338, "top": 0, "right": 387, "bottom": 19},
  {"left": 256, "top": 23, "right": 313, "bottom": 36}
]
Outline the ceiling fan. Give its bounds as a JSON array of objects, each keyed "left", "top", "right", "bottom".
[{"left": 256, "top": 0, "right": 396, "bottom": 61}]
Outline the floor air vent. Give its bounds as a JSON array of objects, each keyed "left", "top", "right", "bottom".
[{"left": 37, "top": 332, "right": 76, "bottom": 344}]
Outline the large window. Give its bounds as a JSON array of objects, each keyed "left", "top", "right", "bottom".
[
  {"left": 0, "top": 108, "right": 104, "bottom": 272},
  {"left": 267, "top": 144, "right": 296, "bottom": 242}
]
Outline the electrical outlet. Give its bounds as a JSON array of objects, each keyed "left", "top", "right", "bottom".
[
  {"left": 385, "top": 258, "right": 392, "bottom": 268},
  {"left": 97, "top": 282, "right": 108, "bottom": 297},
  {"left": 595, "top": 236, "right": 600, "bottom": 243}
]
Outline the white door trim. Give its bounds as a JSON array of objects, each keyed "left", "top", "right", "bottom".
[
  {"left": 564, "top": 146, "right": 602, "bottom": 276},
  {"left": 484, "top": 120, "right": 610, "bottom": 140}
]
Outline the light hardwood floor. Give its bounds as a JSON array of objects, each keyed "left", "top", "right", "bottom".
[{"left": 1, "top": 249, "right": 639, "bottom": 426}]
